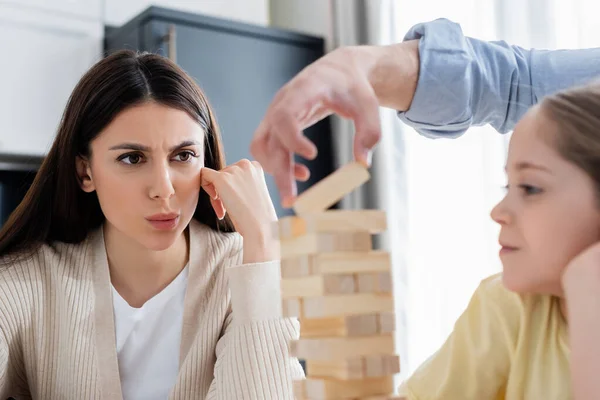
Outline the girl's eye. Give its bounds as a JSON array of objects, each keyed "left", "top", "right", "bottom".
[
  {"left": 503, "top": 184, "right": 543, "bottom": 196},
  {"left": 118, "top": 153, "right": 144, "bottom": 165},
  {"left": 173, "top": 151, "right": 197, "bottom": 163},
  {"left": 519, "top": 184, "right": 543, "bottom": 195}
]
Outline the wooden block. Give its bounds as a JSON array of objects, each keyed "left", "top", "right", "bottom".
[
  {"left": 323, "top": 274, "right": 356, "bottom": 294},
  {"left": 281, "top": 232, "right": 372, "bottom": 259},
  {"left": 277, "top": 210, "right": 387, "bottom": 239},
  {"left": 344, "top": 314, "right": 379, "bottom": 336},
  {"left": 303, "top": 293, "right": 394, "bottom": 319},
  {"left": 300, "top": 314, "right": 378, "bottom": 338},
  {"left": 304, "top": 376, "right": 394, "bottom": 399},
  {"left": 306, "top": 354, "right": 400, "bottom": 380},
  {"left": 290, "top": 335, "right": 395, "bottom": 360},
  {"left": 282, "top": 298, "right": 302, "bottom": 318},
  {"left": 282, "top": 251, "right": 390, "bottom": 277},
  {"left": 298, "top": 393, "right": 404, "bottom": 400},
  {"left": 313, "top": 251, "right": 391, "bottom": 275},
  {"left": 293, "top": 162, "right": 370, "bottom": 215},
  {"left": 274, "top": 215, "right": 306, "bottom": 239},
  {"left": 306, "top": 357, "right": 365, "bottom": 380},
  {"left": 282, "top": 275, "right": 325, "bottom": 299},
  {"left": 281, "top": 255, "right": 312, "bottom": 278},
  {"left": 281, "top": 274, "right": 356, "bottom": 299},
  {"left": 356, "top": 272, "right": 392, "bottom": 294},
  {"left": 377, "top": 272, "right": 393, "bottom": 293},
  {"left": 364, "top": 354, "right": 401, "bottom": 377},
  {"left": 356, "top": 273, "right": 376, "bottom": 293},
  {"left": 294, "top": 380, "right": 306, "bottom": 399},
  {"left": 377, "top": 312, "right": 396, "bottom": 334}
]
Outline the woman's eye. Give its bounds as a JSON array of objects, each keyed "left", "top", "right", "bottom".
[
  {"left": 118, "top": 153, "right": 143, "bottom": 165},
  {"left": 174, "top": 151, "right": 196, "bottom": 162}
]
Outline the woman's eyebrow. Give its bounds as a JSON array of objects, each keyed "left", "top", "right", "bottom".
[
  {"left": 169, "top": 140, "right": 201, "bottom": 151},
  {"left": 109, "top": 140, "right": 201, "bottom": 152}
]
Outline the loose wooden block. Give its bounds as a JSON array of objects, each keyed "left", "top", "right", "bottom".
[
  {"left": 281, "top": 274, "right": 356, "bottom": 299},
  {"left": 281, "top": 251, "right": 391, "bottom": 277},
  {"left": 304, "top": 376, "right": 395, "bottom": 399},
  {"left": 357, "top": 272, "right": 392, "bottom": 294},
  {"left": 300, "top": 314, "right": 378, "bottom": 338},
  {"left": 277, "top": 210, "right": 387, "bottom": 239},
  {"left": 293, "top": 162, "right": 370, "bottom": 215},
  {"left": 302, "top": 293, "right": 394, "bottom": 319},
  {"left": 290, "top": 335, "right": 395, "bottom": 360},
  {"left": 306, "top": 354, "right": 400, "bottom": 380},
  {"left": 281, "top": 232, "right": 372, "bottom": 259}
]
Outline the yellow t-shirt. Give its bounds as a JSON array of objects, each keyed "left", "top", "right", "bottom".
[{"left": 398, "top": 273, "right": 570, "bottom": 400}]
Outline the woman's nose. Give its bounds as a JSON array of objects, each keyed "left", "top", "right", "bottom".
[{"left": 149, "top": 164, "right": 175, "bottom": 200}]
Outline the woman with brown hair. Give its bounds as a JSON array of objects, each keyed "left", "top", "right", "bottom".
[{"left": 0, "top": 50, "right": 302, "bottom": 399}]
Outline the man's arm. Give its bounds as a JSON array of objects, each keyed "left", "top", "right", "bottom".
[
  {"left": 251, "top": 18, "right": 600, "bottom": 204},
  {"left": 398, "top": 18, "right": 600, "bottom": 138}
]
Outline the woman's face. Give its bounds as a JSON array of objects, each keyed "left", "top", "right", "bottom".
[{"left": 78, "top": 101, "right": 205, "bottom": 251}]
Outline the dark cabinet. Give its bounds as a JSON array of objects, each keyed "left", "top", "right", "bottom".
[{"left": 105, "top": 6, "right": 335, "bottom": 217}]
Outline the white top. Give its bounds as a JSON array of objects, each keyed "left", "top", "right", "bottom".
[{"left": 112, "top": 265, "right": 189, "bottom": 400}]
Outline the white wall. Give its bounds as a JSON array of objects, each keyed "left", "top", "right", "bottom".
[
  {"left": 1, "top": 0, "right": 270, "bottom": 156},
  {"left": 269, "top": 0, "right": 333, "bottom": 48},
  {"left": 105, "top": 0, "right": 269, "bottom": 27},
  {"left": 0, "top": 0, "right": 104, "bottom": 156}
]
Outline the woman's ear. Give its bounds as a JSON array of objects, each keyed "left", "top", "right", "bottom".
[{"left": 76, "top": 156, "right": 96, "bottom": 193}]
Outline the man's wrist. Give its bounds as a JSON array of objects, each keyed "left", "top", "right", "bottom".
[{"left": 366, "top": 39, "right": 420, "bottom": 111}]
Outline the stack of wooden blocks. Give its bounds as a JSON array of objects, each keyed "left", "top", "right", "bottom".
[{"left": 277, "top": 162, "right": 402, "bottom": 400}]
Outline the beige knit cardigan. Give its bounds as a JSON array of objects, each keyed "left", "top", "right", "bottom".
[{"left": 0, "top": 219, "right": 303, "bottom": 399}]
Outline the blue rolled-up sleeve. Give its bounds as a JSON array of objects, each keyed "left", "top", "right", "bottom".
[{"left": 398, "top": 18, "right": 600, "bottom": 138}]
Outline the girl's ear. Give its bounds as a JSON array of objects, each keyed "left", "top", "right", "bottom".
[{"left": 76, "top": 156, "right": 96, "bottom": 193}]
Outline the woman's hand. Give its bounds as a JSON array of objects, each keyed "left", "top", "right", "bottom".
[
  {"left": 200, "top": 159, "right": 279, "bottom": 264},
  {"left": 561, "top": 242, "right": 600, "bottom": 400}
]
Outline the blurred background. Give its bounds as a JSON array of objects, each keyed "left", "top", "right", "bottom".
[{"left": 2, "top": 0, "right": 599, "bottom": 383}]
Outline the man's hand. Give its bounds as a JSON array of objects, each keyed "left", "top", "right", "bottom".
[{"left": 250, "top": 41, "right": 420, "bottom": 208}]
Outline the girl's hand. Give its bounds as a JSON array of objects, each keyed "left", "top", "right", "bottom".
[
  {"left": 200, "top": 160, "right": 279, "bottom": 263},
  {"left": 562, "top": 242, "right": 600, "bottom": 295},
  {"left": 562, "top": 242, "right": 600, "bottom": 400}
]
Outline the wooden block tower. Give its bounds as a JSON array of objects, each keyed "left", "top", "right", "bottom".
[{"left": 277, "top": 162, "right": 402, "bottom": 400}]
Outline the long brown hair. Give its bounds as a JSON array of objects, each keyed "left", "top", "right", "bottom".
[
  {"left": 0, "top": 50, "right": 235, "bottom": 259},
  {"left": 542, "top": 81, "right": 600, "bottom": 201}
]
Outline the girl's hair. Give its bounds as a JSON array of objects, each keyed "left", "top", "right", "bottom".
[
  {"left": 0, "top": 50, "right": 235, "bottom": 259},
  {"left": 542, "top": 81, "right": 600, "bottom": 203}
]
